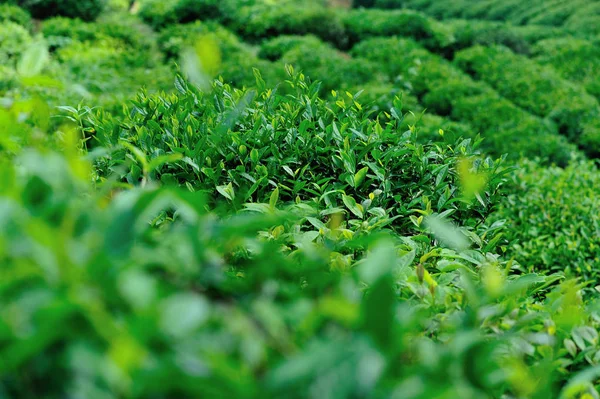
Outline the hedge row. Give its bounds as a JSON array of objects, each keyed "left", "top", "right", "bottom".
[
  {"left": 341, "top": 8, "right": 453, "bottom": 50},
  {"left": 454, "top": 45, "right": 600, "bottom": 157},
  {"left": 493, "top": 159, "right": 600, "bottom": 285},
  {"left": 361, "top": 0, "right": 599, "bottom": 29},
  {"left": 351, "top": 37, "right": 576, "bottom": 165},
  {"left": 444, "top": 19, "right": 563, "bottom": 56}
]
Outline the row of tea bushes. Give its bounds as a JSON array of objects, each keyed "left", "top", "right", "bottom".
[
  {"left": 454, "top": 45, "right": 600, "bottom": 157},
  {"left": 351, "top": 37, "right": 577, "bottom": 165},
  {"left": 360, "top": 0, "right": 598, "bottom": 27}
]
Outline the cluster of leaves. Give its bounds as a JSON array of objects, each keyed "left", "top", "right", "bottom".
[{"left": 87, "top": 69, "right": 502, "bottom": 225}]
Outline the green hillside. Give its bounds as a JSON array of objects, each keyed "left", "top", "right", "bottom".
[{"left": 1, "top": 0, "right": 600, "bottom": 397}]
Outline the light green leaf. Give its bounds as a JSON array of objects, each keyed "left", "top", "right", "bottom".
[
  {"left": 216, "top": 182, "right": 235, "bottom": 201},
  {"left": 148, "top": 153, "right": 183, "bottom": 172},
  {"left": 342, "top": 194, "right": 363, "bottom": 219},
  {"left": 269, "top": 186, "right": 279, "bottom": 210},
  {"left": 353, "top": 166, "right": 369, "bottom": 188},
  {"left": 17, "top": 41, "right": 50, "bottom": 77},
  {"left": 424, "top": 214, "right": 469, "bottom": 251}
]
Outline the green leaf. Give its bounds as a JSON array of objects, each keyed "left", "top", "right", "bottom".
[
  {"left": 363, "top": 276, "right": 395, "bottom": 349},
  {"left": 269, "top": 186, "right": 279, "bottom": 210},
  {"left": 160, "top": 293, "right": 210, "bottom": 338},
  {"left": 120, "top": 141, "right": 149, "bottom": 173},
  {"left": 559, "top": 365, "right": 600, "bottom": 399},
  {"left": 342, "top": 194, "right": 363, "bottom": 219},
  {"left": 353, "top": 166, "right": 369, "bottom": 188},
  {"left": 250, "top": 148, "right": 260, "bottom": 163},
  {"left": 148, "top": 153, "right": 183, "bottom": 172},
  {"left": 359, "top": 239, "right": 396, "bottom": 284},
  {"left": 216, "top": 183, "right": 235, "bottom": 201},
  {"left": 253, "top": 67, "right": 266, "bottom": 91},
  {"left": 17, "top": 41, "right": 50, "bottom": 77},
  {"left": 424, "top": 214, "right": 469, "bottom": 251}
]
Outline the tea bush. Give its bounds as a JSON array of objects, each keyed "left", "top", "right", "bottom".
[
  {"left": 533, "top": 38, "right": 600, "bottom": 99},
  {"left": 137, "top": 0, "right": 180, "bottom": 28},
  {"left": 342, "top": 9, "right": 453, "bottom": 50},
  {"left": 565, "top": 15, "right": 600, "bottom": 37},
  {"left": 258, "top": 35, "right": 324, "bottom": 61},
  {"left": 156, "top": 22, "right": 281, "bottom": 88},
  {"left": 454, "top": 45, "right": 600, "bottom": 156},
  {"left": 157, "top": 21, "right": 247, "bottom": 60},
  {"left": 0, "top": 3, "right": 32, "bottom": 30},
  {"left": 369, "top": 0, "right": 599, "bottom": 30},
  {"left": 443, "top": 20, "right": 562, "bottom": 55},
  {"left": 47, "top": 38, "right": 172, "bottom": 116},
  {"left": 42, "top": 15, "right": 155, "bottom": 53},
  {"left": 260, "top": 36, "right": 380, "bottom": 94},
  {"left": 281, "top": 41, "right": 382, "bottom": 93},
  {"left": 563, "top": 3, "right": 600, "bottom": 36},
  {"left": 15, "top": 0, "right": 106, "bottom": 21},
  {"left": 494, "top": 159, "right": 600, "bottom": 286},
  {"left": 230, "top": 3, "right": 348, "bottom": 48},
  {"left": 527, "top": 0, "right": 590, "bottom": 26},
  {"left": 41, "top": 17, "right": 100, "bottom": 44},
  {"left": 170, "top": 0, "right": 223, "bottom": 24},
  {"left": 88, "top": 70, "right": 502, "bottom": 226},
  {"left": 137, "top": 0, "right": 226, "bottom": 29},
  {"left": 0, "top": 22, "right": 32, "bottom": 67}
]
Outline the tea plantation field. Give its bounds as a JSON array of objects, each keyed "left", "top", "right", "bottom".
[{"left": 1, "top": 0, "right": 600, "bottom": 397}]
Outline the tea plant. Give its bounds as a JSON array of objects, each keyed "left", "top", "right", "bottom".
[{"left": 3, "top": 1, "right": 600, "bottom": 397}]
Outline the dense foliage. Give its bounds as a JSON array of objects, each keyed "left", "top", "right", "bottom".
[
  {"left": 2, "top": 0, "right": 600, "bottom": 397},
  {"left": 11, "top": 0, "right": 106, "bottom": 21}
]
